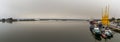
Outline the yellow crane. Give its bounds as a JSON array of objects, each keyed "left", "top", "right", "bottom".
[{"left": 102, "top": 5, "right": 110, "bottom": 26}]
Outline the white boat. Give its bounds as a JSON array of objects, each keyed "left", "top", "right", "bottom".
[{"left": 92, "top": 27, "right": 101, "bottom": 36}]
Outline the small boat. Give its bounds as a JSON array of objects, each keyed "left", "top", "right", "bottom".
[
  {"left": 104, "top": 29, "right": 113, "bottom": 37},
  {"left": 92, "top": 27, "right": 101, "bottom": 36},
  {"left": 101, "top": 33, "right": 107, "bottom": 39},
  {"left": 109, "top": 23, "right": 120, "bottom": 32},
  {"left": 101, "top": 29, "right": 113, "bottom": 39}
]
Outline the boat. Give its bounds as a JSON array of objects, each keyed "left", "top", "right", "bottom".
[
  {"left": 89, "top": 4, "right": 114, "bottom": 39},
  {"left": 92, "top": 27, "right": 101, "bottom": 36},
  {"left": 104, "top": 29, "right": 113, "bottom": 37},
  {"left": 109, "top": 23, "right": 120, "bottom": 32},
  {"left": 101, "top": 4, "right": 113, "bottom": 39},
  {"left": 101, "top": 33, "right": 107, "bottom": 39}
]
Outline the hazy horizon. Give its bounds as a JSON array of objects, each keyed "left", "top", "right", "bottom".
[{"left": 0, "top": 0, "right": 120, "bottom": 19}]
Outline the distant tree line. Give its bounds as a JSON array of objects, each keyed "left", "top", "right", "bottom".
[
  {"left": 0, "top": 18, "right": 17, "bottom": 21},
  {"left": 110, "top": 17, "right": 120, "bottom": 22}
]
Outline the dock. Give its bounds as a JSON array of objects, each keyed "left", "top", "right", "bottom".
[{"left": 109, "top": 25, "right": 120, "bottom": 33}]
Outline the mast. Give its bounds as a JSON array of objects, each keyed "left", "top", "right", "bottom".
[{"left": 102, "top": 4, "right": 110, "bottom": 26}]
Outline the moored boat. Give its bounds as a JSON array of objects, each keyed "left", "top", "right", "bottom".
[{"left": 101, "top": 33, "right": 107, "bottom": 39}]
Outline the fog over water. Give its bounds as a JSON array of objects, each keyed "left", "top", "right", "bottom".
[{"left": 0, "top": 0, "right": 120, "bottom": 19}]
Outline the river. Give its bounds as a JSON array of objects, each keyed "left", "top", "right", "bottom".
[{"left": 0, "top": 21, "right": 120, "bottom": 42}]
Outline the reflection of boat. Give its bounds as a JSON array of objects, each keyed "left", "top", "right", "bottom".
[{"left": 91, "top": 34, "right": 102, "bottom": 41}]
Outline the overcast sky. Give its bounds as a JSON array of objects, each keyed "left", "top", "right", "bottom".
[{"left": 0, "top": 0, "right": 120, "bottom": 19}]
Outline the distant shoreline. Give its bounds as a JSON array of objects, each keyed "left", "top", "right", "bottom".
[
  {"left": 0, "top": 18, "right": 89, "bottom": 21},
  {"left": 0, "top": 18, "right": 88, "bottom": 23}
]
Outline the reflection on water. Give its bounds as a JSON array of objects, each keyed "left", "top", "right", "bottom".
[
  {"left": 92, "top": 34, "right": 102, "bottom": 41},
  {"left": 1, "top": 20, "right": 19, "bottom": 24},
  {"left": 0, "top": 21, "right": 120, "bottom": 42}
]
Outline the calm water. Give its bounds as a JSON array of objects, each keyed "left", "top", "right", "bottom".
[{"left": 0, "top": 21, "right": 120, "bottom": 42}]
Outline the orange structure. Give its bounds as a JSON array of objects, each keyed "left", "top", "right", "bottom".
[{"left": 101, "top": 5, "right": 110, "bottom": 26}]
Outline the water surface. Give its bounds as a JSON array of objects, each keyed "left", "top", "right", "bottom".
[{"left": 0, "top": 21, "right": 120, "bottom": 42}]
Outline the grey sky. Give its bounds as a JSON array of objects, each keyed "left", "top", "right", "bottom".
[{"left": 0, "top": 0, "right": 120, "bottom": 19}]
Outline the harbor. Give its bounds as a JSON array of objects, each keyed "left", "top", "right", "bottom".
[
  {"left": 0, "top": 0, "right": 120, "bottom": 42},
  {"left": 0, "top": 21, "right": 120, "bottom": 42}
]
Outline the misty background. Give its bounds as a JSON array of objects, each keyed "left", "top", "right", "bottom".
[{"left": 0, "top": 0, "right": 120, "bottom": 19}]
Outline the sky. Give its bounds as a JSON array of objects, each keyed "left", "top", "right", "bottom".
[{"left": 0, "top": 0, "right": 120, "bottom": 19}]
